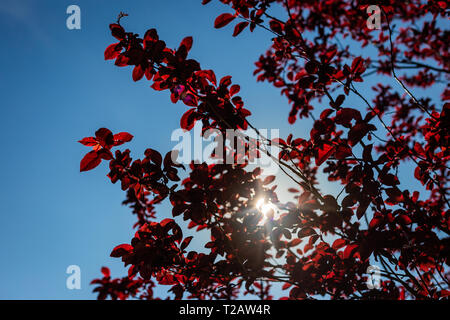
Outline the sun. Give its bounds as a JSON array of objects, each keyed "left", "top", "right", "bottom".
[{"left": 256, "top": 197, "right": 278, "bottom": 224}]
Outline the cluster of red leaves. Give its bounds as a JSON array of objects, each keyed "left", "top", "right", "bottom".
[
  {"left": 91, "top": 267, "right": 153, "bottom": 300},
  {"left": 84, "top": 0, "right": 449, "bottom": 300},
  {"left": 104, "top": 22, "right": 251, "bottom": 132},
  {"left": 78, "top": 128, "right": 133, "bottom": 172}
]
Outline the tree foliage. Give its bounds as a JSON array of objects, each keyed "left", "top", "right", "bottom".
[{"left": 81, "top": 1, "right": 449, "bottom": 300}]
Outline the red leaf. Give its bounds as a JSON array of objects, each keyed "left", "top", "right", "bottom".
[
  {"left": 316, "top": 144, "right": 335, "bottom": 166},
  {"left": 80, "top": 151, "right": 101, "bottom": 172},
  {"left": 164, "top": 150, "right": 181, "bottom": 169},
  {"left": 233, "top": 21, "right": 249, "bottom": 36},
  {"left": 160, "top": 218, "right": 175, "bottom": 228},
  {"left": 158, "top": 274, "right": 177, "bottom": 285},
  {"left": 288, "top": 238, "right": 302, "bottom": 247},
  {"left": 439, "top": 289, "right": 450, "bottom": 298},
  {"left": 343, "top": 244, "right": 359, "bottom": 259},
  {"left": 179, "top": 36, "right": 193, "bottom": 52},
  {"left": 332, "top": 94, "right": 345, "bottom": 108},
  {"left": 180, "top": 108, "right": 197, "bottom": 131},
  {"left": 356, "top": 199, "right": 370, "bottom": 219},
  {"left": 145, "top": 67, "right": 154, "bottom": 81},
  {"left": 414, "top": 166, "right": 425, "bottom": 184},
  {"left": 206, "top": 70, "right": 217, "bottom": 86},
  {"left": 385, "top": 187, "right": 404, "bottom": 205},
  {"left": 104, "top": 43, "right": 121, "bottom": 60},
  {"left": 369, "top": 217, "right": 384, "bottom": 229},
  {"left": 351, "top": 57, "right": 366, "bottom": 74},
  {"left": 115, "top": 54, "right": 129, "bottom": 67},
  {"left": 109, "top": 23, "right": 125, "bottom": 40},
  {"left": 335, "top": 144, "right": 352, "bottom": 159},
  {"left": 144, "top": 28, "right": 158, "bottom": 43},
  {"left": 219, "top": 75, "right": 232, "bottom": 87},
  {"left": 397, "top": 214, "right": 412, "bottom": 225},
  {"left": 95, "top": 128, "right": 114, "bottom": 149},
  {"left": 297, "top": 227, "right": 316, "bottom": 238},
  {"left": 214, "top": 13, "right": 236, "bottom": 29},
  {"left": 229, "top": 84, "right": 240, "bottom": 96},
  {"left": 110, "top": 244, "right": 133, "bottom": 257},
  {"left": 182, "top": 94, "right": 198, "bottom": 107},
  {"left": 97, "top": 149, "right": 113, "bottom": 160},
  {"left": 335, "top": 108, "right": 362, "bottom": 127},
  {"left": 379, "top": 173, "right": 400, "bottom": 186},
  {"left": 151, "top": 81, "right": 168, "bottom": 91},
  {"left": 282, "top": 282, "right": 292, "bottom": 290},
  {"left": 145, "top": 148, "right": 163, "bottom": 166},
  {"left": 240, "top": 108, "right": 251, "bottom": 117},
  {"left": 78, "top": 137, "right": 97, "bottom": 147},
  {"left": 332, "top": 239, "right": 346, "bottom": 250},
  {"left": 291, "top": 138, "right": 304, "bottom": 146},
  {"left": 132, "top": 65, "right": 145, "bottom": 81},
  {"left": 113, "top": 132, "right": 133, "bottom": 146},
  {"left": 180, "top": 236, "right": 193, "bottom": 250},
  {"left": 320, "top": 108, "right": 333, "bottom": 119},
  {"left": 348, "top": 123, "right": 376, "bottom": 146},
  {"left": 288, "top": 114, "right": 296, "bottom": 124},
  {"left": 198, "top": 69, "right": 217, "bottom": 86},
  {"left": 263, "top": 175, "right": 276, "bottom": 185},
  {"left": 101, "top": 267, "right": 110, "bottom": 278},
  {"left": 269, "top": 20, "right": 283, "bottom": 34}
]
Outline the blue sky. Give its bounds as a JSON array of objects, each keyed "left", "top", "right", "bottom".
[
  {"left": 0, "top": 0, "right": 445, "bottom": 299},
  {"left": 0, "top": 0, "right": 292, "bottom": 299}
]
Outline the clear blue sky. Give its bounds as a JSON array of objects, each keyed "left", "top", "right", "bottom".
[{"left": 0, "top": 0, "right": 444, "bottom": 299}]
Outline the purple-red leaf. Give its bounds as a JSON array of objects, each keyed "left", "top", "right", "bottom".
[
  {"left": 180, "top": 236, "right": 193, "bottom": 250},
  {"left": 104, "top": 43, "right": 121, "bottom": 60},
  {"left": 214, "top": 13, "right": 236, "bottom": 29},
  {"left": 179, "top": 36, "right": 193, "bottom": 52},
  {"left": 113, "top": 132, "right": 133, "bottom": 146},
  {"left": 316, "top": 144, "right": 335, "bottom": 166},
  {"left": 80, "top": 151, "right": 101, "bottom": 172},
  {"left": 110, "top": 244, "right": 133, "bottom": 257},
  {"left": 233, "top": 21, "right": 249, "bottom": 36}
]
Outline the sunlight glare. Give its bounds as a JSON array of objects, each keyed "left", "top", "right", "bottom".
[{"left": 256, "top": 197, "right": 277, "bottom": 224}]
